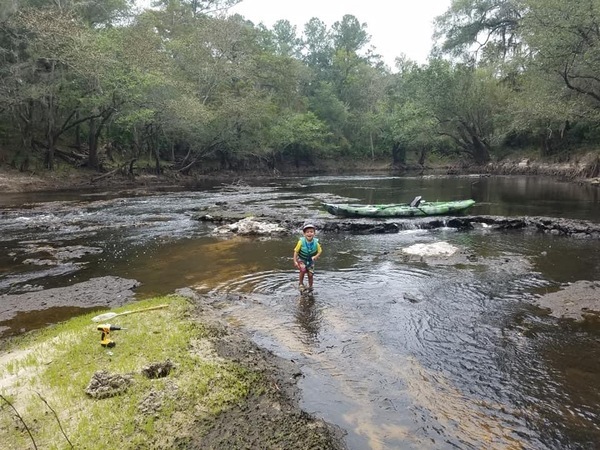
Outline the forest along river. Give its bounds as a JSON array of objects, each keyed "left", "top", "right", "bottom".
[{"left": 1, "top": 175, "right": 600, "bottom": 449}]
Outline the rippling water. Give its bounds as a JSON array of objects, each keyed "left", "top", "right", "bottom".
[
  {"left": 1, "top": 175, "right": 599, "bottom": 449},
  {"left": 201, "top": 230, "right": 600, "bottom": 449}
]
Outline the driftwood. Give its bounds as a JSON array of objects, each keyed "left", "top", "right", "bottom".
[
  {"left": 33, "top": 141, "right": 87, "bottom": 166},
  {"left": 91, "top": 159, "right": 136, "bottom": 183}
]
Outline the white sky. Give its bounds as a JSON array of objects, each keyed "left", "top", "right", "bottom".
[{"left": 228, "top": 0, "right": 452, "bottom": 67}]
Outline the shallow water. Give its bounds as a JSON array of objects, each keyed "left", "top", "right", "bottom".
[
  {"left": 207, "top": 230, "right": 600, "bottom": 449},
  {"left": 1, "top": 175, "right": 599, "bottom": 449}
]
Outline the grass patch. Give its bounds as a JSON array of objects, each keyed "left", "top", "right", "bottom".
[{"left": 0, "top": 296, "right": 260, "bottom": 449}]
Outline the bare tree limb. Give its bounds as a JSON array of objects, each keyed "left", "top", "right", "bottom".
[
  {"left": 0, "top": 394, "right": 38, "bottom": 450},
  {"left": 35, "top": 392, "right": 74, "bottom": 449}
]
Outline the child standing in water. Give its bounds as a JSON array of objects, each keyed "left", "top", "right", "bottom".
[{"left": 293, "top": 224, "right": 322, "bottom": 291}]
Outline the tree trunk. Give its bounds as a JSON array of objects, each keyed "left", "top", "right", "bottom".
[
  {"left": 88, "top": 116, "right": 98, "bottom": 169},
  {"left": 418, "top": 147, "right": 427, "bottom": 166},
  {"left": 45, "top": 101, "right": 56, "bottom": 170},
  {"left": 44, "top": 61, "right": 58, "bottom": 170},
  {"left": 45, "top": 108, "right": 55, "bottom": 170},
  {"left": 17, "top": 101, "right": 34, "bottom": 171},
  {"left": 45, "top": 134, "right": 55, "bottom": 170},
  {"left": 470, "top": 135, "right": 490, "bottom": 165},
  {"left": 154, "top": 146, "right": 161, "bottom": 175},
  {"left": 391, "top": 141, "right": 406, "bottom": 167},
  {"left": 132, "top": 125, "right": 141, "bottom": 158},
  {"left": 74, "top": 111, "right": 81, "bottom": 150}
]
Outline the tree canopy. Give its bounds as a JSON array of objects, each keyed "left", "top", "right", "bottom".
[{"left": 1, "top": 0, "right": 599, "bottom": 174}]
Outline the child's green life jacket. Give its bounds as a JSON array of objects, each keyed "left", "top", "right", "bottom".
[{"left": 296, "top": 236, "right": 320, "bottom": 263}]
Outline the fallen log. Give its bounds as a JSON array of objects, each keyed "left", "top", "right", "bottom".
[{"left": 91, "top": 159, "right": 136, "bottom": 183}]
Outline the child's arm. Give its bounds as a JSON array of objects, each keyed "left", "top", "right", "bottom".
[
  {"left": 313, "top": 242, "right": 322, "bottom": 260},
  {"left": 293, "top": 240, "right": 302, "bottom": 267}
]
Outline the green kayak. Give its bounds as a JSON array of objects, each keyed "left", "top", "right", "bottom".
[{"left": 323, "top": 198, "right": 476, "bottom": 218}]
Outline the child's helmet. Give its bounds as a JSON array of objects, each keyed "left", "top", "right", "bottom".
[{"left": 302, "top": 223, "right": 315, "bottom": 232}]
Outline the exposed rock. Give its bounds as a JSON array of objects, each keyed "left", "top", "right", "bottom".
[
  {"left": 196, "top": 212, "right": 600, "bottom": 239},
  {"left": 0, "top": 276, "right": 140, "bottom": 323},
  {"left": 212, "top": 217, "right": 286, "bottom": 235},
  {"left": 318, "top": 215, "right": 600, "bottom": 239},
  {"left": 402, "top": 242, "right": 459, "bottom": 257},
  {"left": 193, "top": 212, "right": 247, "bottom": 224},
  {"left": 534, "top": 280, "right": 600, "bottom": 322}
]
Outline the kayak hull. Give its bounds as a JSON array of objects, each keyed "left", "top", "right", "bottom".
[{"left": 323, "top": 199, "right": 476, "bottom": 218}]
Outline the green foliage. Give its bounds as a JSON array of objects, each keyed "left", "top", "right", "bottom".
[
  {"left": 270, "top": 19, "right": 303, "bottom": 58},
  {"left": 308, "top": 82, "right": 349, "bottom": 143},
  {"left": 4, "top": 0, "right": 600, "bottom": 172},
  {"left": 521, "top": 0, "right": 600, "bottom": 115},
  {"left": 331, "top": 15, "right": 370, "bottom": 54},
  {"left": 270, "top": 111, "right": 331, "bottom": 153},
  {"left": 302, "top": 18, "right": 333, "bottom": 70},
  {"left": 434, "top": 0, "right": 522, "bottom": 62},
  {"left": 405, "top": 60, "right": 511, "bottom": 163}
]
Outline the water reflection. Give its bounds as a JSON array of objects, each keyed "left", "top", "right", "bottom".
[{"left": 294, "top": 294, "right": 322, "bottom": 345}]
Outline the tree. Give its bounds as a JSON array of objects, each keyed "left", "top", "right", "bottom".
[
  {"left": 417, "top": 60, "right": 509, "bottom": 164},
  {"left": 331, "top": 14, "right": 370, "bottom": 55},
  {"left": 270, "top": 20, "right": 302, "bottom": 58},
  {"left": 521, "top": 0, "right": 600, "bottom": 114},
  {"left": 151, "top": 0, "right": 241, "bottom": 17},
  {"left": 302, "top": 18, "right": 333, "bottom": 71},
  {"left": 10, "top": 8, "right": 106, "bottom": 169},
  {"left": 434, "top": 0, "right": 523, "bottom": 62},
  {"left": 378, "top": 59, "right": 439, "bottom": 167},
  {"left": 268, "top": 112, "right": 331, "bottom": 169}
]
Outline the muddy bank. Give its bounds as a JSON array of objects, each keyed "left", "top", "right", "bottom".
[
  {"left": 0, "top": 276, "right": 139, "bottom": 330},
  {"left": 176, "top": 288, "right": 348, "bottom": 449},
  {"left": 483, "top": 154, "right": 600, "bottom": 182},
  {"left": 0, "top": 291, "right": 348, "bottom": 450},
  {"left": 2, "top": 154, "right": 600, "bottom": 194}
]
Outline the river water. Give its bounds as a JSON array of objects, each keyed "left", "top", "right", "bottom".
[{"left": 1, "top": 175, "right": 599, "bottom": 449}]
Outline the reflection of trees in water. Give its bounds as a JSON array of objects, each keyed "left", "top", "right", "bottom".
[{"left": 294, "top": 295, "right": 322, "bottom": 345}]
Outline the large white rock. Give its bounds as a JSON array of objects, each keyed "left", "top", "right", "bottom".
[
  {"left": 212, "top": 217, "right": 286, "bottom": 235},
  {"left": 401, "top": 241, "right": 458, "bottom": 257}
]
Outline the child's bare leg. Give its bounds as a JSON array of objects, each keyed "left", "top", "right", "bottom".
[
  {"left": 299, "top": 272, "right": 305, "bottom": 286},
  {"left": 307, "top": 272, "right": 314, "bottom": 288}
]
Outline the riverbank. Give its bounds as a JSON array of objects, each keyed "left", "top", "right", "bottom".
[
  {"left": 1, "top": 152, "right": 599, "bottom": 194},
  {"left": 0, "top": 294, "right": 347, "bottom": 449}
]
